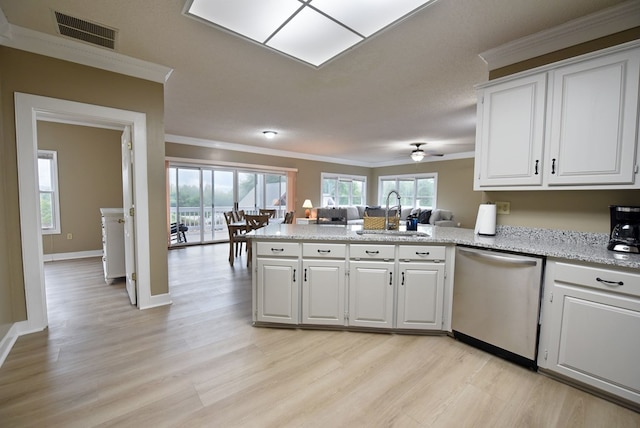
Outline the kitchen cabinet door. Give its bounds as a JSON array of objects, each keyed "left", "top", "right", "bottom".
[
  {"left": 538, "top": 261, "right": 640, "bottom": 406},
  {"left": 475, "top": 73, "right": 546, "bottom": 188},
  {"left": 256, "top": 258, "right": 299, "bottom": 324},
  {"left": 546, "top": 48, "right": 640, "bottom": 186},
  {"left": 301, "top": 259, "right": 346, "bottom": 325},
  {"left": 348, "top": 261, "right": 394, "bottom": 328},
  {"left": 397, "top": 262, "right": 444, "bottom": 330}
]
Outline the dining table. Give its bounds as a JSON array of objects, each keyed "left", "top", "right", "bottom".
[{"left": 227, "top": 217, "right": 283, "bottom": 265}]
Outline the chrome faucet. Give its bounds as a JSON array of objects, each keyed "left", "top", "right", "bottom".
[{"left": 385, "top": 190, "right": 401, "bottom": 230}]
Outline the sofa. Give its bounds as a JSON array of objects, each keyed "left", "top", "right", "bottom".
[{"left": 333, "top": 205, "right": 457, "bottom": 227}]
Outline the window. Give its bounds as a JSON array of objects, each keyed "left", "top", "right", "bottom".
[
  {"left": 378, "top": 173, "right": 437, "bottom": 209},
  {"left": 321, "top": 173, "right": 366, "bottom": 207},
  {"left": 38, "top": 150, "right": 61, "bottom": 234}
]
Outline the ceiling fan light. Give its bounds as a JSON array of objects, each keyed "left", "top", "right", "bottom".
[
  {"left": 411, "top": 150, "right": 425, "bottom": 162},
  {"left": 263, "top": 130, "right": 277, "bottom": 139}
]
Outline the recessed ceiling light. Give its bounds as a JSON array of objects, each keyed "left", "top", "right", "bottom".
[
  {"left": 263, "top": 131, "right": 278, "bottom": 139},
  {"left": 184, "top": 0, "right": 437, "bottom": 67}
]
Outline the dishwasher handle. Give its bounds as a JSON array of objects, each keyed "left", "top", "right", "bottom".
[{"left": 458, "top": 248, "right": 538, "bottom": 266}]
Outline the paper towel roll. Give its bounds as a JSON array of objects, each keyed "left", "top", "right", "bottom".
[{"left": 474, "top": 204, "right": 497, "bottom": 236}]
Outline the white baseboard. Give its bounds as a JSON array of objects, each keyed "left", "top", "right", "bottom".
[{"left": 43, "top": 249, "right": 102, "bottom": 262}]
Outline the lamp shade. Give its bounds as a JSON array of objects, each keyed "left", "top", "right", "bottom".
[{"left": 302, "top": 199, "right": 313, "bottom": 218}]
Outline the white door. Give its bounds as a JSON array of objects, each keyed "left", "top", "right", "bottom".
[
  {"left": 121, "top": 127, "right": 137, "bottom": 305},
  {"left": 546, "top": 49, "right": 640, "bottom": 185},
  {"left": 256, "top": 258, "right": 299, "bottom": 324},
  {"left": 397, "top": 262, "right": 445, "bottom": 330},
  {"left": 348, "top": 261, "right": 394, "bottom": 328},
  {"left": 301, "top": 259, "right": 345, "bottom": 325},
  {"left": 476, "top": 73, "right": 546, "bottom": 188}
]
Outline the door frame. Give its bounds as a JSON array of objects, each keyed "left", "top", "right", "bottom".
[{"left": 15, "top": 93, "right": 152, "bottom": 333}]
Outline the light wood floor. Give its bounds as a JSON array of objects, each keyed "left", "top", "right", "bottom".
[{"left": 1, "top": 244, "right": 638, "bottom": 427}]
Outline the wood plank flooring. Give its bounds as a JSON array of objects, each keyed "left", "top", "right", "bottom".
[{"left": 0, "top": 244, "right": 638, "bottom": 427}]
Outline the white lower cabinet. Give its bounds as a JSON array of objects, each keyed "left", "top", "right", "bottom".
[
  {"left": 397, "top": 262, "right": 445, "bottom": 330},
  {"left": 255, "top": 242, "right": 301, "bottom": 324},
  {"left": 301, "top": 244, "right": 346, "bottom": 325},
  {"left": 538, "top": 260, "right": 640, "bottom": 407},
  {"left": 348, "top": 260, "right": 395, "bottom": 328},
  {"left": 100, "top": 208, "right": 125, "bottom": 281}
]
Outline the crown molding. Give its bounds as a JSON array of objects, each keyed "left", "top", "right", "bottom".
[
  {"left": 166, "top": 134, "right": 474, "bottom": 168},
  {"left": 479, "top": 0, "right": 640, "bottom": 71},
  {"left": 0, "top": 21, "right": 173, "bottom": 84}
]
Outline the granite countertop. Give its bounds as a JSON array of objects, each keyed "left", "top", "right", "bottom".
[{"left": 249, "top": 224, "right": 640, "bottom": 270}]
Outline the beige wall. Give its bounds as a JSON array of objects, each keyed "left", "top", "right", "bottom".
[
  {"left": 482, "top": 190, "right": 640, "bottom": 233},
  {"left": 38, "top": 122, "right": 123, "bottom": 255},
  {"left": 372, "top": 158, "right": 481, "bottom": 229},
  {"left": 0, "top": 46, "right": 168, "bottom": 330}
]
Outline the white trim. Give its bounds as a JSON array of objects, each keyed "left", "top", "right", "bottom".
[
  {"left": 167, "top": 133, "right": 474, "bottom": 168},
  {"left": 141, "top": 293, "right": 173, "bottom": 310},
  {"left": 378, "top": 172, "right": 438, "bottom": 209},
  {"left": 0, "top": 324, "right": 20, "bottom": 367},
  {"left": 476, "top": 40, "right": 640, "bottom": 90},
  {"left": 479, "top": 1, "right": 640, "bottom": 71},
  {"left": 43, "top": 249, "right": 103, "bottom": 262},
  {"left": 166, "top": 156, "right": 298, "bottom": 173},
  {"left": 0, "top": 22, "right": 173, "bottom": 84},
  {"left": 15, "top": 93, "right": 160, "bottom": 333}
]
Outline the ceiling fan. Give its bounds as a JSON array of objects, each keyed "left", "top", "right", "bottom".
[{"left": 410, "top": 143, "right": 443, "bottom": 162}]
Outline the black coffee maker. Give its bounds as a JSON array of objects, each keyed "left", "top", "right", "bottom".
[{"left": 607, "top": 205, "right": 640, "bottom": 253}]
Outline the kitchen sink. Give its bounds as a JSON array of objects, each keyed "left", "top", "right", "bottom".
[{"left": 356, "top": 230, "right": 430, "bottom": 237}]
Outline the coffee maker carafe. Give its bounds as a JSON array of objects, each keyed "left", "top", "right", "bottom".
[{"left": 607, "top": 205, "right": 640, "bottom": 253}]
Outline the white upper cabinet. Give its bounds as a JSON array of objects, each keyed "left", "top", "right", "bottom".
[
  {"left": 546, "top": 50, "right": 640, "bottom": 185},
  {"left": 476, "top": 73, "right": 546, "bottom": 187},
  {"left": 474, "top": 42, "right": 640, "bottom": 191}
]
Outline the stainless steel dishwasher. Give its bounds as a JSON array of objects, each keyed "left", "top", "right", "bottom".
[{"left": 452, "top": 246, "right": 544, "bottom": 369}]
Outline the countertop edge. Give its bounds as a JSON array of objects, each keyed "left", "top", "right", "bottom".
[{"left": 248, "top": 224, "right": 640, "bottom": 270}]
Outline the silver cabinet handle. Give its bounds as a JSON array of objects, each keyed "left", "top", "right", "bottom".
[{"left": 458, "top": 248, "right": 537, "bottom": 266}]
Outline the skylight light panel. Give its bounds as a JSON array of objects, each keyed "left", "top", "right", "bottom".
[
  {"left": 187, "top": 0, "right": 301, "bottom": 42},
  {"left": 266, "top": 7, "right": 363, "bottom": 67},
  {"left": 183, "top": 0, "right": 436, "bottom": 67},
  {"left": 310, "top": 0, "right": 436, "bottom": 37}
]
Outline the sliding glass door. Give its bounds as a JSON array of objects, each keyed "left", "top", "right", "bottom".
[{"left": 169, "top": 165, "right": 287, "bottom": 245}]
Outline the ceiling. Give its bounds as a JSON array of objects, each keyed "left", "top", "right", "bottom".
[{"left": 0, "top": 0, "right": 629, "bottom": 167}]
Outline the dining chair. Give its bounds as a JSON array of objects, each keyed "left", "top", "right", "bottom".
[
  {"left": 233, "top": 210, "right": 245, "bottom": 222},
  {"left": 259, "top": 209, "right": 277, "bottom": 219},
  {"left": 283, "top": 211, "right": 294, "bottom": 224},
  {"left": 224, "top": 211, "right": 248, "bottom": 266},
  {"left": 244, "top": 214, "right": 270, "bottom": 267}
]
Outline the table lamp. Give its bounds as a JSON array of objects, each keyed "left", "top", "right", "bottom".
[{"left": 302, "top": 199, "right": 313, "bottom": 218}]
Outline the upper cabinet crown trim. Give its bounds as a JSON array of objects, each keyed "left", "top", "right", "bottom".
[{"left": 479, "top": 1, "right": 640, "bottom": 71}]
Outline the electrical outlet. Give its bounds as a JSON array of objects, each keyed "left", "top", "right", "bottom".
[
  {"left": 67, "top": 233, "right": 73, "bottom": 240},
  {"left": 495, "top": 201, "right": 510, "bottom": 215}
]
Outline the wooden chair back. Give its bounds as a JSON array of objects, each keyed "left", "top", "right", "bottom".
[
  {"left": 232, "top": 210, "right": 245, "bottom": 222},
  {"left": 283, "top": 211, "right": 294, "bottom": 224},
  {"left": 259, "top": 209, "right": 277, "bottom": 219},
  {"left": 223, "top": 211, "right": 234, "bottom": 227},
  {"left": 245, "top": 214, "right": 270, "bottom": 231}
]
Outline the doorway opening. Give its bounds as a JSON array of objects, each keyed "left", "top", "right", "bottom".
[{"left": 15, "top": 93, "right": 154, "bottom": 333}]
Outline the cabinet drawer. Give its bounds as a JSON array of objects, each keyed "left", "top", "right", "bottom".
[
  {"left": 554, "top": 262, "right": 640, "bottom": 298},
  {"left": 256, "top": 242, "right": 300, "bottom": 257},
  {"left": 398, "top": 245, "right": 445, "bottom": 261},
  {"left": 303, "top": 243, "right": 346, "bottom": 258},
  {"left": 350, "top": 244, "right": 395, "bottom": 260}
]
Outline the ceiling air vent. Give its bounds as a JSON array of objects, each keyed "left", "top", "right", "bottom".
[{"left": 54, "top": 11, "right": 117, "bottom": 49}]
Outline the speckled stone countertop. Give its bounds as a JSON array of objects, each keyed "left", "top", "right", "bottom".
[{"left": 249, "top": 224, "right": 640, "bottom": 269}]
